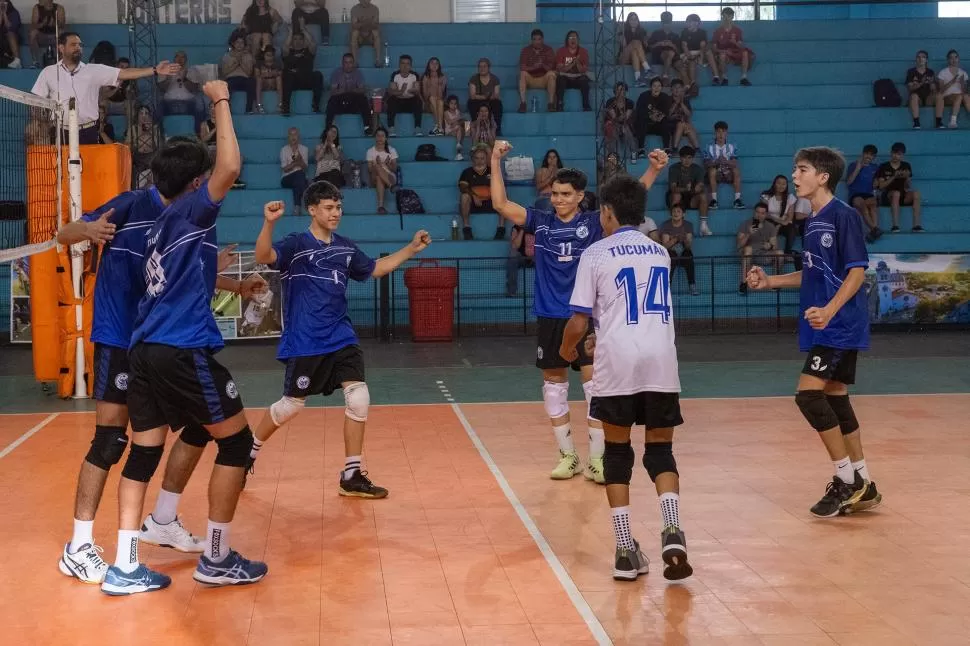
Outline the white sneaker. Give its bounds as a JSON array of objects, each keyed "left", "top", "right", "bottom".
[
  {"left": 949, "top": 117, "right": 958, "bottom": 129},
  {"left": 140, "top": 514, "right": 205, "bottom": 553},
  {"left": 9, "top": 58, "right": 22, "bottom": 69},
  {"left": 700, "top": 222, "right": 713, "bottom": 236},
  {"left": 455, "top": 152, "right": 464, "bottom": 161},
  {"left": 59, "top": 542, "right": 109, "bottom": 584}
]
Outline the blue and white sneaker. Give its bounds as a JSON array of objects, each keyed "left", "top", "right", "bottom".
[
  {"left": 101, "top": 564, "right": 172, "bottom": 596},
  {"left": 193, "top": 550, "right": 268, "bottom": 586},
  {"left": 59, "top": 542, "right": 109, "bottom": 584}
]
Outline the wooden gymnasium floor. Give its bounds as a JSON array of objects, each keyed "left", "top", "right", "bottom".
[{"left": 1, "top": 335, "right": 969, "bottom": 645}]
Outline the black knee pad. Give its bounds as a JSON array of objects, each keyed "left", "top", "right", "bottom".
[
  {"left": 215, "top": 425, "right": 253, "bottom": 467},
  {"left": 826, "top": 394, "right": 860, "bottom": 436},
  {"left": 795, "top": 390, "right": 839, "bottom": 432},
  {"left": 603, "top": 441, "right": 634, "bottom": 485},
  {"left": 121, "top": 443, "right": 164, "bottom": 483},
  {"left": 179, "top": 423, "right": 213, "bottom": 448},
  {"left": 85, "top": 425, "right": 129, "bottom": 470},
  {"left": 642, "top": 442, "right": 678, "bottom": 482}
]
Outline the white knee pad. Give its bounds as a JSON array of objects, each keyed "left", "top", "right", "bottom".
[
  {"left": 344, "top": 382, "right": 370, "bottom": 422},
  {"left": 270, "top": 396, "right": 306, "bottom": 426},
  {"left": 542, "top": 380, "right": 570, "bottom": 420},
  {"left": 582, "top": 380, "right": 596, "bottom": 421}
]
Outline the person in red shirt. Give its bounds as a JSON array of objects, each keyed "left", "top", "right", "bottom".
[
  {"left": 518, "top": 28, "right": 557, "bottom": 113},
  {"left": 711, "top": 7, "right": 754, "bottom": 86},
  {"left": 555, "top": 30, "right": 590, "bottom": 112}
]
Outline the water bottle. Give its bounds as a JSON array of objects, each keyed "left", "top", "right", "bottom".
[
  {"left": 451, "top": 218, "right": 459, "bottom": 240},
  {"left": 352, "top": 166, "right": 362, "bottom": 189},
  {"left": 384, "top": 44, "right": 390, "bottom": 68},
  {"left": 531, "top": 96, "right": 538, "bottom": 113},
  {"left": 342, "top": 7, "right": 348, "bottom": 22}
]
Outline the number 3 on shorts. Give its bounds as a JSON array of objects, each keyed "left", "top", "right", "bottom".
[{"left": 810, "top": 355, "right": 827, "bottom": 372}]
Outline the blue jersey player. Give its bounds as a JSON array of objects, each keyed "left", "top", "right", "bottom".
[
  {"left": 748, "top": 146, "right": 882, "bottom": 518},
  {"left": 249, "top": 181, "right": 431, "bottom": 497},
  {"left": 490, "top": 140, "right": 667, "bottom": 484}
]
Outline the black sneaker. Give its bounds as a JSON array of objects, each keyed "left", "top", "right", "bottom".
[
  {"left": 810, "top": 472, "right": 865, "bottom": 518},
  {"left": 738, "top": 281, "right": 748, "bottom": 295},
  {"left": 612, "top": 539, "right": 649, "bottom": 581},
  {"left": 847, "top": 480, "right": 883, "bottom": 514},
  {"left": 242, "top": 456, "right": 255, "bottom": 489},
  {"left": 709, "top": 198, "right": 719, "bottom": 210},
  {"left": 494, "top": 226, "right": 506, "bottom": 240},
  {"left": 891, "top": 225, "right": 901, "bottom": 233},
  {"left": 913, "top": 118, "right": 921, "bottom": 130},
  {"left": 339, "top": 470, "right": 389, "bottom": 499},
  {"left": 462, "top": 226, "right": 474, "bottom": 240},
  {"left": 661, "top": 526, "right": 693, "bottom": 581},
  {"left": 912, "top": 225, "right": 924, "bottom": 232},
  {"left": 733, "top": 198, "right": 745, "bottom": 209},
  {"left": 740, "top": 77, "right": 751, "bottom": 86}
]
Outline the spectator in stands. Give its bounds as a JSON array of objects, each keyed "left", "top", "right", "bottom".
[
  {"left": 280, "top": 126, "right": 309, "bottom": 216},
  {"left": 28, "top": 0, "right": 63, "bottom": 68},
  {"left": 422, "top": 57, "right": 447, "bottom": 136},
  {"left": 327, "top": 53, "right": 373, "bottom": 135},
  {"left": 845, "top": 144, "right": 882, "bottom": 241},
  {"left": 97, "top": 105, "right": 114, "bottom": 143},
  {"left": 638, "top": 214, "right": 660, "bottom": 242},
  {"left": 386, "top": 54, "right": 422, "bottom": 136},
  {"left": 291, "top": 0, "right": 329, "bottom": 46},
  {"left": 222, "top": 30, "right": 256, "bottom": 114},
  {"left": 703, "top": 120, "right": 744, "bottom": 210},
  {"left": 760, "top": 174, "right": 807, "bottom": 268},
  {"left": 506, "top": 224, "right": 535, "bottom": 297},
  {"left": 555, "top": 30, "right": 590, "bottom": 112},
  {"left": 518, "top": 28, "right": 557, "bottom": 113},
  {"left": 876, "top": 142, "right": 923, "bottom": 232},
  {"left": 314, "top": 124, "right": 343, "bottom": 185},
  {"left": 737, "top": 202, "right": 779, "bottom": 294},
  {"left": 599, "top": 150, "right": 625, "bottom": 186},
  {"left": 199, "top": 102, "right": 247, "bottom": 189},
  {"left": 159, "top": 50, "right": 205, "bottom": 131},
  {"left": 0, "top": 0, "right": 22, "bottom": 68},
  {"left": 241, "top": 0, "right": 282, "bottom": 57},
  {"left": 281, "top": 29, "right": 323, "bottom": 115},
  {"left": 102, "top": 57, "right": 135, "bottom": 116},
  {"left": 468, "top": 58, "right": 503, "bottom": 136},
  {"left": 660, "top": 203, "right": 699, "bottom": 296},
  {"left": 647, "top": 12, "right": 684, "bottom": 84},
  {"left": 351, "top": 0, "right": 383, "bottom": 68},
  {"left": 255, "top": 46, "right": 283, "bottom": 113},
  {"left": 127, "top": 104, "right": 160, "bottom": 188},
  {"left": 679, "top": 14, "right": 712, "bottom": 95},
  {"left": 459, "top": 145, "right": 501, "bottom": 240},
  {"left": 712, "top": 7, "right": 753, "bottom": 86},
  {"left": 468, "top": 103, "right": 496, "bottom": 152},
  {"left": 603, "top": 81, "right": 636, "bottom": 157},
  {"left": 666, "top": 145, "right": 710, "bottom": 236},
  {"left": 366, "top": 126, "right": 398, "bottom": 214},
  {"left": 534, "top": 148, "right": 562, "bottom": 211},
  {"left": 443, "top": 94, "right": 466, "bottom": 160},
  {"left": 618, "top": 12, "right": 649, "bottom": 86},
  {"left": 634, "top": 77, "right": 673, "bottom": 155},
  {"left": 934, "top": 49, "right": 968, "bottom": 129},
  {"left": 668, "top": 78, "right": 698, "bottom": 150},
  {"left": 906, "top": 50, "right": 936, "bottom": 129}
]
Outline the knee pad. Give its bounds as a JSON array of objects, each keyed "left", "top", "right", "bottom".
[
  {"left": 642, "top": 442, "right": 678, "bottom": 482},
  {"left": 179, "top": 423, "right": 213, "bottom": 448},
  {"left": 85, "top": 425, "right": 129, "bottom": 470},
  {"left": 343, "top": 382, "right": 370, "bottom": 422},
  {"left": 582, "top": 381, "right": 595, "bottom": 420},
  {"left": 795, "top": 390, "right": 839, "bottom": 432},
  {"left": 603, "top": 441, "right": 634, "bottom": 485},
  {"left": 120, "top": 443, "right": 164, "bottom": 483},
  {"left": 270, "top": 395, "right": 306, "bottom": 426},
  {"left": 542, "top": 380, "right": 570, "bottom": 420},
  {"left": 826, "top": 394, "right": 859, "bottom": 436},
  {"left": 215, "top": 425, "right": 254, "bottom": 467}
]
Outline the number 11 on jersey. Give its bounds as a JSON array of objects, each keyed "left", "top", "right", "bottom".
[{"left": 615, "top": 266, "right": 671, "bottom": 325}]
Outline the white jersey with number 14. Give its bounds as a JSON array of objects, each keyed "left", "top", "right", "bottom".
[{"left": 569, "top": 227, "right": 681, "bottom": 397}]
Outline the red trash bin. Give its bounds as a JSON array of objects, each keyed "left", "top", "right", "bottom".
[{"left": 403, "top": 260, "right": 458, "bottom": 342}]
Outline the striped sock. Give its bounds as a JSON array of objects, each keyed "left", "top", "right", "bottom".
[
  {"left": 343, "top": 455, "right": 361, "bottom": 479},
  {"left": 250, "top": 438, "right": 263, "bottom": 460}
]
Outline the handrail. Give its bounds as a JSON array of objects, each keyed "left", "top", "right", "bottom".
[{"left": 537, "top": 0, "right": 960, "bottom": 8}]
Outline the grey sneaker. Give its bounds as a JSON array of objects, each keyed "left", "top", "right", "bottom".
[
  {"left": 661, "top": 526, "right": 693, "bottom": 580},
  {"left": 613, "top": 539, "right": 650, "bottom": 581}
]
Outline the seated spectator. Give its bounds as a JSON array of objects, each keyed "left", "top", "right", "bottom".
[
  {"left": 599, "top": 151, "right": 624, "bottom": 186},
  {"left": 255, "top": 46, "right": 283, "bottom": 113},
  {"left": 668, "top": 78, "right": 698, "bottom": 150},
  {"left": 102, "top": 57, "right": 135, "bottom": 116},
  {"left": 934, "top": 49, "right": 968, "bottom": 129},
  {"left": 291, "top": 0, "right": 329, "bottom": 46},
  {"left": 200, "top": 104, "right": 247, "bottom": 189},
  {"left": 97, "top": 105, "right": 114, "bottom": 143},
  {"left": 875, "top": 142, "right": 923, "bottom": 232},
  {"left": 458, "top": 145, "right": 501, "bottom": 240},
  {"left": 314, "top": 124, "right": 344, "bottom": 185},
  {"left": 759, "top": 174, "right": 806, "bottom": 269},
  {"left": 158, "top": 50, "right": 205, "bottom": 130},
  {"left": 281, "top": 29, "right": 323, "bottom": 115},
  {"left": 442, "top": 94, "right": 466, "bottom": 160},
  {"left": 386, "top": 54, "right": 422, "bottom": 136},
  {"left": 906, "top": 50, "right": 936, "bottom": 129},
  {"left": 679, "top": 14, "right": 713, "bottom": 95},
  {"left": 737, "top": 202, "right": 779, "bottom": 294},
  {"left": 660, "top": 204, "right": 699, "bottom": 296},
  {"left": 468, "top": 58, "right": 503, "bottom": 136},
  {"left": 326, "top": 53, "right": 373, "bottom": 135},
  {"left": 845, "top": 144, "right": 882, "bottom": 242},
  {"left": 711, "top": 7, "right": 753, "bottom": 86},
  {"left": 280, "top": 127, "right": 309, "bottom": 216},
  {"left": 647, "top": 12, "right": 684, "bottom": 84},
  {"left": 0, "top": 0, "right": 22, "bottom": 68},
  {"left": 29, "top": 0, "right": 63, "bottom": 68},
  {"left": 634, "top": 77, "right": 673, "bottom": 155},
  {"left": 506, "top": 224, "right": 535, "bottom": 297},
  {"left": 666, "top": 145, "right": 710, "bottom": 235},
  {"left": 222, "top": 30, "right": 256, "bottom": 114},
  {"left": 555, "top": 30, "right": 590, "bottom": 112},
  {"left": 518, "top": 28, "right": 557, "bottom": 113},
  {"left": 241, "top": 0, "right": 282, "bottom": 57},
  {"left": 703, "top": 120, "right": 744, "bottom": 209},
  {"left": 535, "top": 148, "right": 562, "bottom": 211},
  {"left": 422, "top": 57, "right": 447, "bottom": 136},
  {"left": 618, "top": 12, "right": 649, "bottom": 86},
  {"left": 351, "top": 0, "right": 383, "bottom": 68},
  {"left": 126, "top": 105, "right": 160, "bottom": 188},
  {"left": 638, "top": 214, "right": 660, "bottom": 243},
  {"left": 603, "top": 81, "right": 636, "bottom": 157},
  {"left": 468, "top": 103, "right": 496, "bottom": 152},
  {"left": 366, "top": 126, "right": 397, "bottom": 214}
]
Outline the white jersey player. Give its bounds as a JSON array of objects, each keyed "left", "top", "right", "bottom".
[{"left": 560, "top": 174, "right": 693, "bottom": 582}]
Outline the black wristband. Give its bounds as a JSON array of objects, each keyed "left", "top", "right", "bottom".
[{"left": 213, "top": 98, "right": 230, "bottom": 108}]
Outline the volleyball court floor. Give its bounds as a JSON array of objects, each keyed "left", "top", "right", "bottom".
[{"left": 1, "top": 333, "right": 969, "bottom": 646}]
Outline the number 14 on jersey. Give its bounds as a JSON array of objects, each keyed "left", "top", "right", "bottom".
[{"left": 615, "top": 266, "right": 671, "bottom": 325}]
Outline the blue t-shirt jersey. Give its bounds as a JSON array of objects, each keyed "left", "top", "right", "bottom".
[
  {"left": 799, "top": 198, "right": 870, "bottom": 352},
  {"left": 131, "top": 181, "right": 224, "bottom": 351},
  {"left": 846, "top": 161, "right": 878, "bottom": 196},
  {"left": 81, "top": 187, "right": 164, "bottom": 349},
  {"left": 525, "top": 207, "right": 603, "bottom": 319},
  {"left": 271, "top": 230, "right": 376, "bottom": 359}
]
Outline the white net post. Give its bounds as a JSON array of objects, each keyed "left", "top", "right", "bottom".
[{"left": 66, "top": 98, "right": 87, "bottom": 399}]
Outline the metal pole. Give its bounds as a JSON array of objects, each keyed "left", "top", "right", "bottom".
[
  {"left": 67, "top": 98, "right": 87, "bottom": 399},
  {"left": 379, "top": 252, "right": 390, "bottom": 342}
]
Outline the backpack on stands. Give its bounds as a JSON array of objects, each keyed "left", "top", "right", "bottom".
[
  {"left": 395, "top": 189, "right": 425, "bottom": 215},
  {"left": 872, "top": 79, "right": 901, "bottom": 107},
  {"left": 415, "top": 143, "right": 446, "bottom": 162},
  {"left": 90, "top": 41, "right": 117, "bottom": 66}
]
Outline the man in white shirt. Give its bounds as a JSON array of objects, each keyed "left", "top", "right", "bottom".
[
  {"left": 385, "top": 54, "right": 423, "bottom": 136},
  {"left": 158, "top": 50, "right": 205, "bottom": 132},
  {"left": 280, "top": 127, "right": 309, "bottom": 216},
  {"left": 560, "top": 173, "right": 693, "bottom": 583},
  {"left": 30, "top": 31, "right": 180, "bottom": 144}
]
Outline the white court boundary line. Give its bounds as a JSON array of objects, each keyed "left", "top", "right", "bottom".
[{"left": 0, "top": 413, "right": 59, "bottom": 460}]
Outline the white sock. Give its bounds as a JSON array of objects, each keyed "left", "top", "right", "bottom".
[
  {"left": 634, "top": 70, "right": 641, "bottom": 80},
  {"left": 114, "top": 529, "right": 140, "bottom": 573},
  {"left": 611, "top": 506, "right": 635, "bottom": 550},
  {"left": 343, "top": 455, "right": 361, "bottom": 479},
  {"left": 205, "top": 520, "right": 231, "bottom": 563},
  {"left": 833, "top": 456, "right": 853, "bottom": 484},
  {"left": 659, "top": 492, "right": 680, "bottom": 530},
  {"left": 250, "top": 437, "right": 263, "bottom": 460},
  {"left": 553, "top": 424, "right": 575, "bottom": 454},
  {"left": 734, "top": 192, "right": 741, "bottom": 200},
  {"left": 70, "top": 519, "right": 95, "bottom": 552},
  {"left": 588, "top": 425, "right": 605, "bottom": 460},
  {"left": 152, "top": 489, "right": 181, "bottom": 526},
  {"left": 852, "top": 459, "right": 870, "bottom": 482}
]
